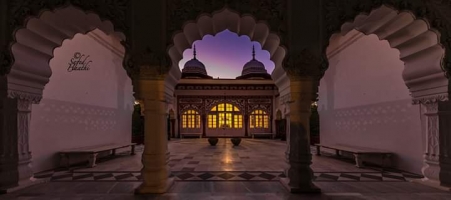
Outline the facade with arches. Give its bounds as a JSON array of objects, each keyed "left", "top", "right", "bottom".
[
  {"left": 0, "top": 0, "right": 451, "bottom": 195},
  {"left": 173, "top": 44, "right": 279, "bottom": 139}
]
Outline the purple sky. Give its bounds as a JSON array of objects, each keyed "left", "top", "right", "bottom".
[{"left": 178, "top": 30, "right": 275, "bottom": 79}]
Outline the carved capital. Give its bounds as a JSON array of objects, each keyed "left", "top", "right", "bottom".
[
  {"left": 7, "top": 90, "right": 42, "bottom": 104},
  {"left": 124, "top": 47, "right": 171, "bottom": 80},
  {"left": 284, "top": 49, "right": 322, "bottom": 79},
  {"left": 280, "top": 93, "right": 292, "bottom": 105},
  {"left": 412, "top": 94, "right": 449, "bottom": 105},
  {"left": 17, "top": 99, "right": 32, "bottom": 112}
]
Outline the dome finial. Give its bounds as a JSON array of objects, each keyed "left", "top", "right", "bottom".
[
  {"left": 193, "top": 45, "right": 197, "bottom": 59},
  {"left": 252, "top": 45, "right": 255, "bottom": 60}
]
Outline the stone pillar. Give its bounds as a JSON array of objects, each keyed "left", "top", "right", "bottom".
[
  {"left": 134, "top": 79, "right": 173, "bottom": 194},
  {"left": 420, "top": 100, "right": 451, "bottom": 188},
  {"left": 202, "top": 114, "right": 206, "bottom": 137},
  {"left": 280, "top": 79, "right": 320, "bottom": 193},
  {"left": 16, "top": 99, "right": 33, "bottom": 183},
  {"left": 0, "top": 95, "right": 37, "bottom": 192},
  {"left": 0, "top": 97, "right": 18, "bottom": 192},
  {"left": 244, "top": 114, "right": 249, "bottom": 137},
  {"left": 421, "top": 101, "right": 441, "bottom": 183},
  {"left": 438, "top": 101, "right": 451, "bottom": 187},
  {"left": 439, "top": 101, "right": 451, "bottom": 189}
]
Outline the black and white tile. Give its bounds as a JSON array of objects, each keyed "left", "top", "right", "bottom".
[
  {"left": 33, "top": 140, "right": 423, "bottom": 184},
  {"left": 34, "top": 170, "right": 423, "bottom": 182}
]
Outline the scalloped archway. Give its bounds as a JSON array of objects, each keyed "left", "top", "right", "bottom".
[
  {"left": 166, "top": 8, "right": 289, "bottom": 92},
  {"left": 330, "top": 5, "right": 447, "bottom": 103},
  {"left": 2, "top": 4, "right": 128, "bottom": 190},
  {"left": 324, "top": 5, "right": 448, "bottom": 186},
  {"left": 8, "top": 5, "right": 126, "bottom": 101}
]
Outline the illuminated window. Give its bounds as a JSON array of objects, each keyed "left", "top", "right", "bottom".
[
  {"left": 182, "top": 110, "right": 201, "bottom": 128},
  {"left": 250, "top": 110, "right": 269, "bottom": 129},
  {"left": 208, "top": 103, "right": 242, "bottom": 129}
]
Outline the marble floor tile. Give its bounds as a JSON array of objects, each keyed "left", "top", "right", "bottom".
[{"left": 3, "top": 139, "right": 448, "bottom": 199}]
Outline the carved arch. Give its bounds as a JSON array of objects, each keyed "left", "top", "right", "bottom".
[
  {"left": 167, "top": 8, "right": 289, "bottom": 93},
  {"left": 7, "top": 5, "right": 127, "bottom": 103},
  {"left": 325, "top": 5, "right": 448, "bottom": 104}
]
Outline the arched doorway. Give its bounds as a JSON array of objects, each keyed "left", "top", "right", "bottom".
[
  {"left": 207, "top": 103, "right": 244, "bottom": 137},
  {"left": 1, "top": 5, "right": 129, "bottom": 190},
  {"left": 321, "top": 5, "right": 449, "bottom": 186},
  {"left": 275, "top": 110, "right": 286, "bottom": 140}
]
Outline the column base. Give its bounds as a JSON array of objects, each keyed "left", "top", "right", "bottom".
[
  {"left": 421, "top": 159, "right": 440, "bottom": 182},
  {"left": 18, "top": 157, "right": 33, "bottom": 182},
  {"left": 411, "top": 178, "right": 451, "bottom": 192},
  {"left": 134, "top": 177, "right": 174, "bottom": 194},
  {"left": 279, "top": 178, "right": 321, "bottom": 193},
  {"left": 6, "top": 177, "right": 47, "bottom": 194}
]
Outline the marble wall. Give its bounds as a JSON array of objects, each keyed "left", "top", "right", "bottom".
[
  {"left": 29, "top": 30, "right": 134, "bottom": 172},
  {"left": 318, "top": 31, "right": 424, "bottom": 174}
]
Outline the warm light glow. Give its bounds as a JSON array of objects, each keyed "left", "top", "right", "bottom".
[
  {"left": 250, "top": 110, "right": 269, "bottom": 129},
  {"left": 134, "top": 101, "right": 140, "bottom": 105},
  {"left": 182, "top": 110, "right": 201, "bottom": 129},
  {"left": 208, "top": 103, "right": 242, "bottom": 129}
]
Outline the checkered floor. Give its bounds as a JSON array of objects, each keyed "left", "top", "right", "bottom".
[
  {"left": 34, "top": 169, "right": 423, "bottom": 182},
  {"left": 33, "top": 140, "right": 424, "bottom": 183}
]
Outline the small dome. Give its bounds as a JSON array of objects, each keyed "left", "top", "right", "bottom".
[
  {"left": 181, "top": 45, "right": 212, "bottom": 79},
  {"left": 241, "top": 59, "right": 268, "bottom": 76},
  {"left": 237, "top": 45, "right": 271, "bottom": 79},
  {"left": 182, "top": 58, "right": 208, "bottom": 75}
]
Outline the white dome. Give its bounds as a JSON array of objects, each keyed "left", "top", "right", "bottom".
[
  {"left": 241, "top": 59, "right": 267, "bottom": 76},
  {"left": 182, "top": 58, "right": 208, "bottom": 75},
  {"left": 181, "top": 45, "right": 211, "bottom": 78},
  {"left": 240, "top": 46, "right": 269, "bottom": 77}
]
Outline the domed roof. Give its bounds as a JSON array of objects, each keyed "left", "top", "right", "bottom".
[
  {"left": 181, "top": 45, "right": 212, "bottom": 79},
  {"left": 237, "top": 46, "right": 271, "bottom": 79}
]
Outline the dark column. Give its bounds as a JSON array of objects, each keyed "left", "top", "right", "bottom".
[
  {"left": 177, "top": 115, "right": 181, "bottom": 138},
  {"left": 171, "top": 119, "right": 175, "bottom": 138},
  {"left": 244, "top": 114, "right": 249, "bottom": 137},
  {"left": 167, "top": 115, "right": 170, "bottom": 141},
  {"left": 202, "top": 114, "right": 206, "bottom": 137},
  {"left": 0, "top": 96, "right": 19, "bottom": 192}
]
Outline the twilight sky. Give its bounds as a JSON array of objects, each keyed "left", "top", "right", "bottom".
[{"left": 178, "top": 30, "right": 275, "bottom": 79}]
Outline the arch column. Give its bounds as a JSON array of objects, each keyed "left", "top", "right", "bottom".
[
  {"left": 0, "top": 95, "right": 19, "bottom": 192},
  {"left": 421, "top": 101, "right": 441, "bottom": 184},
  {"left": 134, "top": 75, "right": 173, "bottom": 194},
  {"left": 0, "top": 88, "right": 41, "bottom": 192},
  {"left": 279, "top": 77, "right": 321, "bottom": 193},
  {"left": 418, "top": 99, "right": 451, "bottom": 188},
  {"left": 15, "top": 98, "right": 34, "bottom": 183}
]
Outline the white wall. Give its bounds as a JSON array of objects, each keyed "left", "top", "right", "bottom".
[
  {"left": 318, "top": 31, "right": 423, "bottom": 174},
  {"left": 30, "top": 30, "right": 134, "bottom": 172}
]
